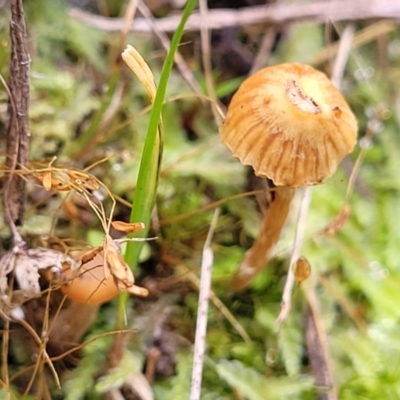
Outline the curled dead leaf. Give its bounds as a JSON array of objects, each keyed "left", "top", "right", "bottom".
[{"left": 111, "top": 220, "right": 145, "bottom": 233}]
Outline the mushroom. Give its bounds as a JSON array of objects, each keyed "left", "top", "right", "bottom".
[
  {"left": 53, "top": 253, "right": 121, "bottom": 305},
  {"left": 220, "top": 63, "right": 358, "bottom": 290}
]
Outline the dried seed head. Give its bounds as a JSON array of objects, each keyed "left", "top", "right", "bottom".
[{"left": 220, "top": 63, "right": 358, "bottom": 187}]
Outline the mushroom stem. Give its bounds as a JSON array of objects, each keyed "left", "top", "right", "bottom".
[{"left": 231, "top": 186, "right": 295, "bottom": 291}]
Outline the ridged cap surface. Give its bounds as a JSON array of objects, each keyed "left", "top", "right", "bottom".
[{"left": 220, "top": 63, "right": 358, "bottom": 187}]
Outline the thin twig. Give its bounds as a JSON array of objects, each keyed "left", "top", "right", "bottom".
[
  {"left": 345, "top": 118, "right": 379, "bottom": 203},
  {"left": 159, "top": 189, "right": 264, "bottom": 226},
  {"left": 304, "top": 288, "right": 338, "bottom": 400},
  {"left": 277, "top": 187, "right": 312, "bottom": 324},
  {"left": 69, "top": 0, "right": 400, "bottom": 33},
  {"left": 330, "top": 23, "right": 356, "bottom": 88},
  {"left": 17, "top": 318, "right": 61, "bottom": 392},
  {"left": 186, "top": 269, "right": 251, "bottom": 344},
  {"left": 249, "top": 27, "right": 276, "bottom": 74},
  {"left": 119, "top": 0, "right": 139, "bottom": 49},
  {"left": 1, "top": 313, "right": 10, "bottom": 393},
  {"left": 9, "top": 329, "right": 133, "bottom": 383},
  {"left": 313, "top": 21, "right": 396, "bottom": 65},
  {"left": 190, "top": 208, "right": 220, "bottom": 400}
]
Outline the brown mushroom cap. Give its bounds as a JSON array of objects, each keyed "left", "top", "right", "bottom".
[{"left": 220, "top": 63, "right": 358, "bottom": 187}]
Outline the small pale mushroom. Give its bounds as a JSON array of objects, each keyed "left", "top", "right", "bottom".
[
  {"left": 220, "top": 63, "right": 358, "bottom": 290},
  {"left": 49, "top": 251, "right": 148, "bottom": 305},
  {"left": 54, "top": 253, "right": 121, "bottom": 305}
]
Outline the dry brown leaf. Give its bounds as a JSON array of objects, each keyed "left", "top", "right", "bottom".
[
  {"left": 111, "top": 220, "right": 145, "bottom": 233},
  {"left": 0, "top": 247, "right": 75, "bottom": 299}
]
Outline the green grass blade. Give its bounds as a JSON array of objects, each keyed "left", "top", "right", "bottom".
[{"left": 124, "top": 0, "right": 198, "bottom": 268}]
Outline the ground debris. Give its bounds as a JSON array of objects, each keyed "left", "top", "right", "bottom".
[{"left": 0, "top": 246, "right": 75, "bottom": 313}]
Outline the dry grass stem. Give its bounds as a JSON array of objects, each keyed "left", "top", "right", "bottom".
[
  {"left": 313, "top": 20, "right": 397, "bottom": 65},
  {"left": 190, "top": 208, "right": 220, "bottom": 400},
  {"left": 137, "top": 2, "right": 204, "bottom": 97},
  {"left": 186, "top": 269, "right": 251, "bottom": 344},
  {"left": 199, "top": 0, "right": 222, "bottom": 125},
  {"left": 277, "top": 187, "right": 312, "bottom": 324},
  {"left": 330, "top": 23, "right": 356, "bottom": 88},
  {"left": 304, "top": 288, "right": 338, "bottom": 399}
]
